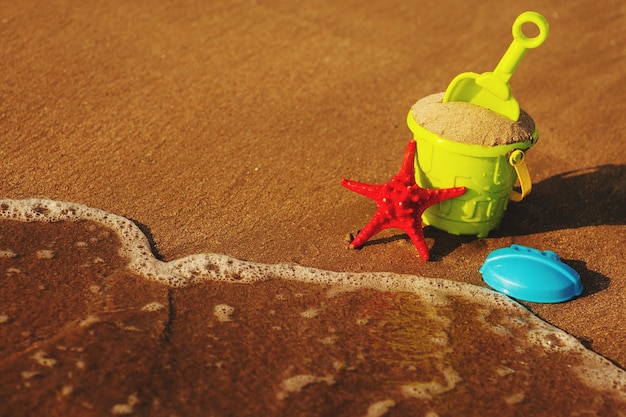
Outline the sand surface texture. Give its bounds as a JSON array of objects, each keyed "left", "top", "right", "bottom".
[
  {"left": 1, "top": 1, "right": 625, "bottom": 416},
  {"left": 410, "top": 92, "right": 536, "bottom": 146}
]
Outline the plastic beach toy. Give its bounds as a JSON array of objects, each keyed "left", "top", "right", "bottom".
[
  {"left": 480, "top": 244, "right": 582, "bottom": 303},
  {"left": 407, "top": 115, "right": 536, "bottom": 237},
  {"left": 443, "top": 11, "right": 549, "bottom": 121},
  {"left": 406, "top": 11, "right": 549, "bottom": 238}
]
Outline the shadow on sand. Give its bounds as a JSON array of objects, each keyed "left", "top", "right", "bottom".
[
  {"left": 427, "top": 164, "right": 626, "bottom": 256},
  {"left": 498, "top": 164, "right": 626, "bottom": 235},
  {"left": 394, "top": 165, "right": 624, "bottom": 297}
]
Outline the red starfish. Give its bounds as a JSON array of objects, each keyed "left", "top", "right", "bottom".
[{"left": 341, "top": 140, "right": 466, "bottom": 261}]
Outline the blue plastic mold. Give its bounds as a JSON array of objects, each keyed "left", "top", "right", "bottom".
[{"left": 480, "top": 244, "right": 582, "bottom": 303}]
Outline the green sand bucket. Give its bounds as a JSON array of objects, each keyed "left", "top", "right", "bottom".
[
  {"left": 407, "top": 112, "right": 537, "bottom": 237},
  {"left": 406, "top": 11, "right": 547, "bottom": 238}
]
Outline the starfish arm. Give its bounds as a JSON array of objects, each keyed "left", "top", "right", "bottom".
[
  {"left": 341, "top": 178, "right": 382, "bottom": 200},
  {"left": 350, "top": 214, "right": 389, "bottom": 248},
  {"left": 403, "top": 222, "right": 431, "bottom": 261},
  {"left": 439, "top": 186, "right": 467, "bottom": 200},
  {"left": 398, "top": 140, "right": 417, "bottom": 180},
  {"left": 427, "top": 187, "right": 467, "bottom": 207}
]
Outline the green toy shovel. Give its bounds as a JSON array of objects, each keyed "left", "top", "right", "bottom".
[{"left": 442, "top": 11, "right": 549, "bottom": 121}]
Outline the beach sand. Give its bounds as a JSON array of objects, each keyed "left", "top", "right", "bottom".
[
  {"left": 1, "top": 0, "right": 625, "bottom": 415},
  {"left": 409, "top": 92, "right": 536, "bottom": 146}
]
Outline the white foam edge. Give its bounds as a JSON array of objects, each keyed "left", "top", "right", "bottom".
[{"left": 2, "top": 198, "right": 626, "bottom": 397}]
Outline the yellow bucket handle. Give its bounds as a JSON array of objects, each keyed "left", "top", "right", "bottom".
[{"left": 509, "top": 149, "right": 531, "bottom": 202}]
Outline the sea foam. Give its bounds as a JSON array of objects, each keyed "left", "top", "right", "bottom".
[{"left": 2, "top": 197, "right": 626, "bottom": 405}]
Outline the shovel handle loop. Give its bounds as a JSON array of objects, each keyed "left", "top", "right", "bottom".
[
  {"left": 509, "top": 149, "right": 532, "bottom": 202},
  {"left": 494, "top": 11, "right": 549, "bottom": 84},
  {"left": 513, "top": 11, "right": 549, "bottom": 49}
]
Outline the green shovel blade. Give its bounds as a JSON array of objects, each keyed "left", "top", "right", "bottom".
[{"left": 443, "top": 11, "right": 549, "bottom": 121}]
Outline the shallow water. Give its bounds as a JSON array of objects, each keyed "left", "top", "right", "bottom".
[{"left": 1, "top": 198, "right": 625, "bottom": 416}]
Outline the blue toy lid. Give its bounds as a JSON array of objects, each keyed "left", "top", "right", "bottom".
[{"left": 480, "top": 244, "right": 582, "bottom": 303}]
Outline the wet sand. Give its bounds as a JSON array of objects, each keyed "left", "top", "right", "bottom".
[
  {"left": 1, "top": 205, "right": 625, "bottom": 416},
  {"left": 1, "top": 0, "right": 625, "bottom": 415}
]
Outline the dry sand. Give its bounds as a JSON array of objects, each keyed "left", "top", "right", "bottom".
[
  {"left": 1, "top": 0, "right": 625, "bottom": 416},
  {"left": 410, "top": 92, "right": 536, "bottom": 146}
]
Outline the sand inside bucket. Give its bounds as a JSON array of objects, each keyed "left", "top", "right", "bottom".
[{"left": 410, "top": 93, "right": 536, "bottom": 146}]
